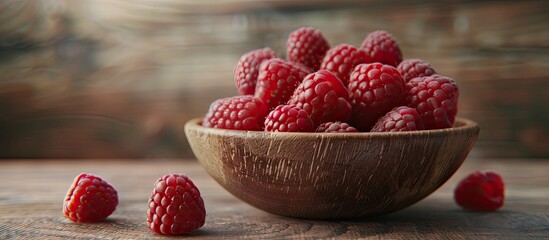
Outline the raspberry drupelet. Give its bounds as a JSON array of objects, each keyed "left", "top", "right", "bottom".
[
  {"left": 405, "top": 74, "right": 459, "bottom": 129},
  {"left": 286, "top": 26, "right": 330, "bottom": 71},
  {"left": 315, "top": 121, "right": 358, "bottom": 133},
  {"left": 397, "top": 58, "right": 436, "bottom": 82},
  {"left": 320, "top": 44, "right": 372, "bottom": 86},
  {"left": 234, "top": 47, "right": 278, "bottom": 95},
  {"left": 254, "top": 58, "right": 310, "bottom": 111},
  {"left": 264, "top": 105, "right": 314, "bottom": 132},
  {"left": 361, "top": 30, "right": 403, "bottom": 67},
  {"left": 454, "top": 171, "right": 505, "bottom": 212},
  {"left": 371, "top": 106, "right": 425, "bottom": 132},
  {"left": 202, "top": 95, "right": 268, "bottom": 130},
  {"left": 147, "top": 174, "right": 206, "bottom": 235},
  {"left": 288, "top": 70, "right": 352, "bottom": 127},
  {"left": 348, "top": 63, "right": 406, "bottom": 131},
  {"left": 63, "top": 173, "right": 118, "bottom": 223}
]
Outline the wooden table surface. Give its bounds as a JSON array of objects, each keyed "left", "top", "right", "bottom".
[{"left": 0, "top": 155, "right": 548, "bottom": 239}]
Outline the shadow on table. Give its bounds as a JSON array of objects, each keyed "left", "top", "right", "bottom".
[{"left": 198, "top": 203, "right": 545, "bottom": 239}]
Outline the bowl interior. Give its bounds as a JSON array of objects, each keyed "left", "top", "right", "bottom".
[{"left": 185, "top": 118, "right": 479, "bottom": 219}]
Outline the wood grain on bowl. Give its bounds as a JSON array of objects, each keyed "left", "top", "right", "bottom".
[{"left": 185, "top": 118, "right": 479, "bottom": 219}]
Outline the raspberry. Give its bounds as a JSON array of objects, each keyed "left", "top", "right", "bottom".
[
  {"left": 288, "top": 70, "right": 352, "bottom": 126},
  {"left": 360, "top": 30, "right": 403, "bottom": 67},
  {"left": 320, "top": 44, "right": 372, "bottom": 86},
  {"left": 286, "top": 27, "right": 330, "bottom": 71},
  {"left": 254, "top": 58, "right": 310, "bottom": 111},
  {"left": 315, "top": 121, "right": 358, "bottom": 133},
  {"left": 147, "top": 174, "right": 206, "bottom": 235},
  {"left": 63, "top": 173, "right": 118, "bottom": 223},
  {"left": 202, "top": 95, "right": 267, "bottom": 130},
  {"left": 397, "top": 58, "right": 436, "bottom": 82},
  {"left": 234, "top": 48, "right": 278, "bottom": 95},
  {"left": 405, "top": 74, "right": 459, "bottom": 129},
  {"left": 264, "top": 105, "right": 314, "bottom": 132},
  {"left": 371, "top": 106, "right": 425, "bottom": 132},
  {"left": 454, "top": 171, "right": 504, "bottom": 212},
  {"left": 348, "top": 63, "right": 406, "bottom": 131}
]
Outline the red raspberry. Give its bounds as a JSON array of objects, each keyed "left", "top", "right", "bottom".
[
  {"left": 254, "top": 58, "right": 310, "bottom": 111},
  {"left": 405, "top": 74, "right": 459, "bottom": 129},
  {"left": 288, "top": 70, "right": 352, "bottom": 126},
  {"left": 286, "top": 27, "right": 330, "bottom": 71},
  {"left": 348, "top": 63, "right": 406, "bottom": 131},
  {"left": 264, "top": 105, "right": 314, "bottom": 132},
  {"left": 202, "top": 95, "right": 267, "bottom": 130},
  {"left": 397, "top": 58, "right": 436, "bottom": 82},
  {"left": 315, "top": 121, "right": 358, "bottom": 133},
  {"left": 371, "top": 106, "right": 425, "bottom": 132},
  {"left": 360, "top": 30, "right": 403, "bottom": 67},
  {"left": 234, "top": 48, "right": 278, "bottom": 95},
  {"left": 147, "top": 174, "right": 206, "bottom": 235},
  {"left": 320, "top": 44, "right": 372, "bottom": 86},
  {"left": 454, "top": 171, "right": 504, "bottom": 212},
  {"left": 63, "top": 173, "right": 118, "bottom": 223}
]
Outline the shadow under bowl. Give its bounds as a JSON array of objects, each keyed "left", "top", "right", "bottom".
[{"left": 184, "top": 118, "right": 479, "bottom": 219}]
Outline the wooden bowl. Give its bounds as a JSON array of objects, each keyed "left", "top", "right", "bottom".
[{"left": 184, "top": 118, "right": 479, "bottom": 219}]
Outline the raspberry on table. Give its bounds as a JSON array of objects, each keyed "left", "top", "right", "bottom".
[
  {"left": 397, "top": 58, "right": 436, "bottom": 82},
  {"left": 315, "top": 121, "right": 358, "bottom": 133},
  {"left": 286, "top": 27, "right": 330, "bottom": 71},
  {"left": 360, "top": 30, "right": 403, "bottom": 67},
  {"left": 454, "top": 170, "right": 504, "bottom": 212},
  {"left": 147, "top": 173, "right": 206, "bottom": 235},
  {"left": 348, "top": 63, "right": 406, "bottom": 131},
  {"left": 405, "top": 74, "right": 459, "bottom": 129},
  {"left": 234, "top": 47, "right": 278, "bottom": 95},
  {"left": 371, "top": 106, "right": 425, "bottom": 132},
  {"left": 288, "top": 70, "right": 352, "bottom": 126},
  {"left": 264, "top": 105, "right": 314, "bottom": 132},
  {"left": 320, "top": 44, "right": 372, "bottom": 86},
  {"left": 202, "top": 95, "right": 267, "bottom": 130},
  {"left": 63, "top": 173, "right": 118, "bottom": 223},
  {"left": 254, "top": 58, "right": 310, "bottom": 111}
]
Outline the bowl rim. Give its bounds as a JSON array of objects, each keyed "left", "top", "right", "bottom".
[{"left": 185, "top": 117, "right": 479, "bottom": 139}]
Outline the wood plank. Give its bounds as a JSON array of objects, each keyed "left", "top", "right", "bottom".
[
  {"left": 0, "top": 157, "right": 547, "bottom": 239},
  {"left": 1, "top": 0, "right": 548, "bottom": 158}
]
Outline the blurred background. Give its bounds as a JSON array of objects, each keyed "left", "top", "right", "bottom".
[{"left": 0, "top": 0, "right": 547, "bottom": 159}]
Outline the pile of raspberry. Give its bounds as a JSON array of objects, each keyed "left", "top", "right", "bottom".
[{"left": 203, "top": 27, "right": 459, "bottom": 133}]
